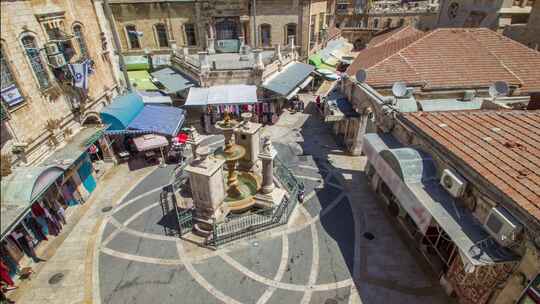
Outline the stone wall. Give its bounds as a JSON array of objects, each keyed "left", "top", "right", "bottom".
[
  {"left": 109, "top": 0, "right": 332, "bottom": 56},
  {"left": 111, "top": 2, "right": 198, "bottom": 52},
  {"left": 0, "top": 0, "right": 118, "bottom": 166}
]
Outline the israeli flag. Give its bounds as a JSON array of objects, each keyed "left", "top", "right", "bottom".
[
  {"left": 1, "top": 84, "right": 24, "bottom": 107},
  {"left": 69, "top": 60, "right": 89, "bottom": 90},
  {"left": 128, "top": 30, "right": 144, "bottom": 37}
]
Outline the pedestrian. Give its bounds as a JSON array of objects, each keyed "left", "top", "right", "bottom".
[{"left": 315, "top": 95, "right": 321, "bottom": 109}]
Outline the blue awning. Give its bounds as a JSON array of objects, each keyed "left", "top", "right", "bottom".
[
  {"left": 151, "top": 67, "right": 197, "bottom": 94},
  {"left": 262, "top": 62, "right": 315, "bottom": 98},
  {"left": 127, "top": 105, "right": 185, "bottom": 136},
  {"left": 100, "top": 93, "right": 144, "bottom": 130}
]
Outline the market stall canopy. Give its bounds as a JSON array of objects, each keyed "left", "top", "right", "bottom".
[
  {"left": 128, "top": 70, "right": 158, "bottom": 90},
  {"left": 363, "top": 134, "right": 518, "bottom": 266},
  {"left": 127, "top": 105, "right": 185, "bottom": 136},
  {"left": 138, "top": 91, "right": 173, "bottom": 105},
  {"left": 133, "top": 134, "right": 169, "bottom": 152},
  {"left": 41, "top": 126, "right": 105, "bottom": 168},
  {"left": 1, "top": 166, "right": 64, "bottom": 238},
  {"left": 100, "top": 93, "right": 145, "bottom": 131},
  {"left": 262, "top": 62, "right": 314, "bottom": 99},
  {"left": 124, "top": 55, "right": 150, "bottom": 71},
  {"left": 151, "top": 67, "right": 197, "bottom": 94},
  {"left": 185, "top": 85, "right": 258, "bottom": 106}
]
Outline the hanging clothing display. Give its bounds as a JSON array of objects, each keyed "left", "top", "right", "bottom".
[
  {"left": 10, "top": 230, "right": 38, "bottom": 261},
  {"left": 25, "top": 216, "right": 47, "bottom": 241},
  {"left": 0, "top": 261, "right": 14, "bottom": 286},
  {"left": 0, "top": 245, "right": 19, "bottom": 278}
]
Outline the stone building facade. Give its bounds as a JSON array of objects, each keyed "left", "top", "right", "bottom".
[
  {"left": 437, "top": 0, "right": 535, "bottom": 30},
  {"left": 0, "top": 0, "right": 120, "bottom": 167},
  {"left": 334, "top": 0, "right": 439, "bottom": 48},
  {"left": 109, "top": 0, "right": 334, "bottom": 57},
  {"left": 503, "top": 0, "right": 540, "bottom": 49}
]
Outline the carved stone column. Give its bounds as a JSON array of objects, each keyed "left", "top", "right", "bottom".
[
  {"left": 186, "top": 126, "right": 203, "bottom": 160},
  {"left": 259, "top": 137, "right": 276, "bottom": 194}
]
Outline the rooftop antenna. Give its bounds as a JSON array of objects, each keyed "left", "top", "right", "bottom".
[
  {"left": 392, "top": 81, "right": 408, "bottom": 98},
  {"left": 355, "top": 69, "right": 367, "bottom": 82},
  {"left": 488, "top": 81, "right": 509, "bottom": 99}
]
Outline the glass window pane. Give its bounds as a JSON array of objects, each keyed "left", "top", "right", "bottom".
[
  {"left": 155, "top": 24, "right": 169, "bottom": 48},
  {"left": 126, "top": 25, "right": 140, "bottom": 49},
  {"left": 185, "top": 24, "right": 197, "bottom": 46}
]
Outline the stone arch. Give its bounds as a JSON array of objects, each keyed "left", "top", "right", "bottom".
[{"left": 82, "top": 112, "right": 102, "bottom": 125}]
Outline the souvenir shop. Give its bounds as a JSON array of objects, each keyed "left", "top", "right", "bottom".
[
  {"left": 0, "top": 166, "right": 71, "bottom": 282},
  {"left": 184, "top": 85, "right": 260, "bottom": 133},
  {"left": 0, "top": 127, "right": 106, "bottom": 283}
]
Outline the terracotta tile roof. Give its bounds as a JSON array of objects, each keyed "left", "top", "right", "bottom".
[
  {"left": 401, "top": 110, "right": 540, "bottom": 221},
  {"left": 368, "top": 25, "right": 423, "bottom": 48},
  {"left": 346, "top": 28, "right": 540, "bottom": 93}
]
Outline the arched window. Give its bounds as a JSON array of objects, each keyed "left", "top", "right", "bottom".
[
  {"left": 184, "top": 23, "right": 197, "bottom": 46},
  {"left": 1, "top": 45, "right": 24, "bottom": 108},
  {"left": 21, "top": 35, "right": 50, "bottom": 89},
  {"left": 154, "top": 23, "right": 169, "bottom": 48},
  {"left": 260, "top": 24, "right": 271, "bottom": 47},
  {"left": 285, "top": 23, "right": 297, "bottom": 44},
  {"left": 73, "top": 24, "right": 88, "bottom": 58},
  {"left": 373, "top": 19, "right": 379, "bottom": 28},
  {"left": 125, "top": 25, "right": 141, "bottom": 49},
  {"left": 385, "top": 18, "right": 392, "bottom": 28}
]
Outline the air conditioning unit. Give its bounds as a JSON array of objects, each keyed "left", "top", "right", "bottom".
[
  {"left": 45, "top": 43, "right": 60, "bottom": 56},
  {"left": 440, "top": 169, "right": 467, "bottom": 197},
  {"left": 484, "top": 207, "right": 522, "bottom": 247},
  {"left": 48, "top": 53, "right": 66, "bottom": 68}
]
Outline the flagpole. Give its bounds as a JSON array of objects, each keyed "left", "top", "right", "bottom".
[{"left": 103, "top": 0, "right": 132, "bottom": 92}]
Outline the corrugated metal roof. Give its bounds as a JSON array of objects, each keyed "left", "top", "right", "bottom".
[
  {"left": 419, "top": 99, "right": 483, "bottom": 112},
  {"left": 263, "top": 62, "right": 314, "bottom": 97},
  {"left": 185, "top": 85, "right": 258, "bottom": 106},
  {"left": 41, "top": 127, "right": 104, "bottom": 167},
  {"left": 151, "top": 67, "right": 196, "bottom": 94}
]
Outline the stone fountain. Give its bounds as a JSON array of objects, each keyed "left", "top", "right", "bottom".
[
  {"left": 214, "top": 112, "right": 261, "bottom": 213},
  {"left": 185, "top": 112, "right": 284, "bottom": 238}
]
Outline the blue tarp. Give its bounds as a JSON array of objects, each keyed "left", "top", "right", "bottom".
[
  {"left": 100, "top": 93, "right": 145, "bottom": 130},
  {"left": 127, "top": 105, "right": 185, "bottom": 136}
]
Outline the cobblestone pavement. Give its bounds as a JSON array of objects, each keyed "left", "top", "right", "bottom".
[{"left": 96, "top": 103, "right": 455, "bottom": 304}]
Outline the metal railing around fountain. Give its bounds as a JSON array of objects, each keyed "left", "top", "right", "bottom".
[{"left": 205, "top": 156, "right": 302, "bottom": 248}]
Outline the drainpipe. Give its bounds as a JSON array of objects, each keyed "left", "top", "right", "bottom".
[
  {"left": 252, "top": 0, "right": 258, "bottom": 47},
  {"left": 103, "top": 0, "right": 132, "bottom": 92}
]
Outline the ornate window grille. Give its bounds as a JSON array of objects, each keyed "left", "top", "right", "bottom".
[
  {"left": 21, "top": 36, "right": 50, "bottom": 89},
  {"left": 73, "top": 24, "right": 88, "bottom": 58}
]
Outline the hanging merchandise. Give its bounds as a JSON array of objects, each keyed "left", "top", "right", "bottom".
[
  {"left": 10, "top": 229, "right": 38, "bottom": 261},
  {"left": 25, "top": 216, "right": 48, "bottom": 241},
  {"left": 0, "top": 245, "right": 19, "bottom": 277}
]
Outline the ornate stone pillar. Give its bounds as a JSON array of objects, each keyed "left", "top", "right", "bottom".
[
  {"left": 186, "top": 126, "right": 203, "bottom": 160},
  {"left": 206, "top": 22, "right": 216, "bottom": 54},
  {"left": 259, "top": 137, "right": 277, "bottom": 194}
]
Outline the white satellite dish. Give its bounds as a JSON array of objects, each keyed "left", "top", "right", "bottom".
[
  {"left": 488, "top": 81, "right": 509, "bottom": 98},
  {"left": 355, "top": 69, "right": 367, "bottom": 82},
  {"left": 392, "top": 81, "right": 408, "bottom": 98}
]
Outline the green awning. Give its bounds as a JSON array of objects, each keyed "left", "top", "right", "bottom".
[
  {"left": 41, "top": 126, "right": 104, "bottom": 168},
  {"left": 128, "top": 70, "right": 158, "bottom": 90}
]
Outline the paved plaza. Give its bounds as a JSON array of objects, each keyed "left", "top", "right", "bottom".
[
  {"left": 94, "top": 103, "right": 453, "bottom": 304},
  {"left": 9, "top": 102, "right": 454, "bottom": 304}
]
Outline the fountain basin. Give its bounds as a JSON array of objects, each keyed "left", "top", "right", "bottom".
[{"left": 223, "top": 171, "right": 261, "bottom": 213}]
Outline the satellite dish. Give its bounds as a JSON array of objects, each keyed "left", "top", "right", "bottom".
[
  {"left": 355, "top": 69, "right": 367, "bottom": 82},
  {"left": 488, "top": 81, "right": 509, "bottom": 98},
  {"left": 392, "top": 81, "right": 408, "bottom": 98}
]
